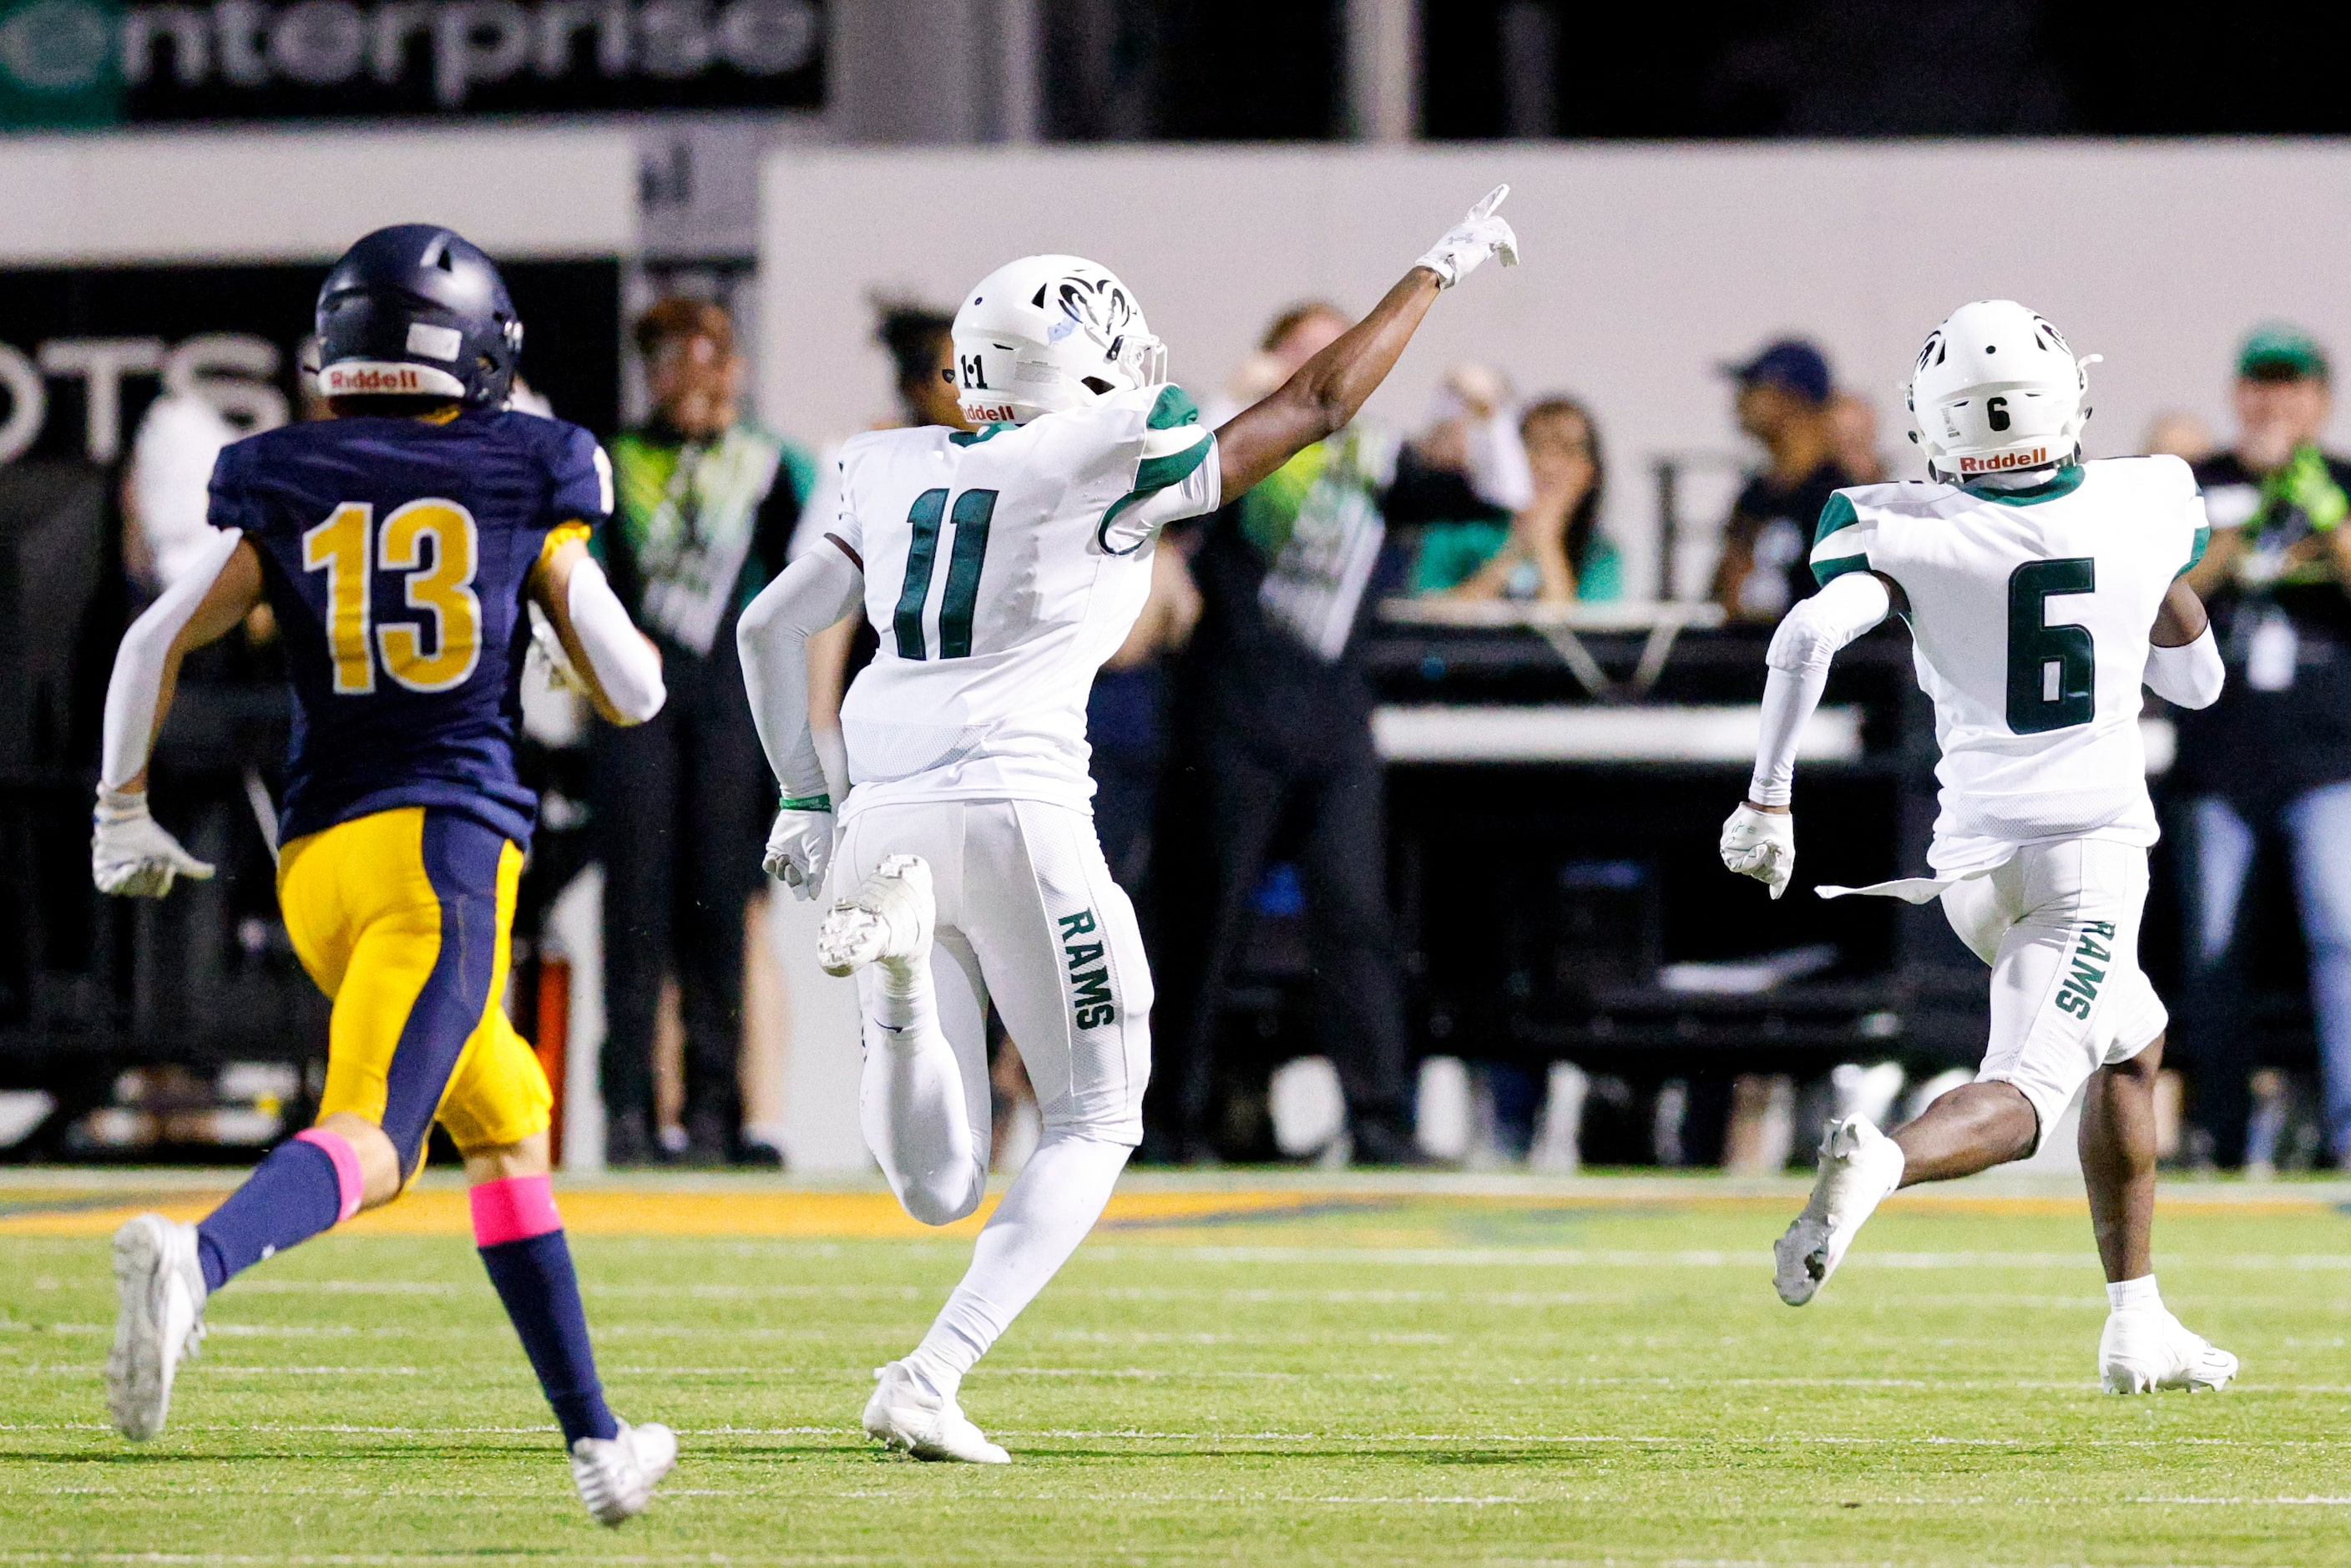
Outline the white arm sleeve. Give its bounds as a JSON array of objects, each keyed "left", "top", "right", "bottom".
[
  {"left": 1747, "top": 571, "right": 1893, "bottom": 807},
  {"left": 102, "top": 527, "right": 245, "bottom": 790},
  {"left": 737, "top": 541, "right": 866, "bottom": 802},
  {"left": 2146, "top": 625, "right": 2225, "bottom": 710},
  {"left": 565, "top": 556, "right": 666, "bottom": 724}
]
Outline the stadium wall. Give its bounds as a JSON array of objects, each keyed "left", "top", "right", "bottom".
[
  {"left": 0, "top": 129, "right": 637, "bottom": 262},
  {"left": 761, "top": 140, "right": 2351, "bottom": 599}
]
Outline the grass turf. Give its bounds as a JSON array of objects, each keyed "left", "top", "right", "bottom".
[{"left": 4, "top": 1175, "right": 2350, "bottom": 1565}]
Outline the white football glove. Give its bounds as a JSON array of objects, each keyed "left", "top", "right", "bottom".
[
  {"left": 92, "top": 787, "right": 215, "bottom": 899},
  {"left": 1416, "top": 185, "right": 1520, "bottom": 289},
  {"left": 1720, "top": 802, "right": 1796, "bottom": 901},
  {"left": 526, "top": 601, "right": 579, "bottom": 690},
  {"left": 763, "top": 800, "right": 836, "bottom": 899}
]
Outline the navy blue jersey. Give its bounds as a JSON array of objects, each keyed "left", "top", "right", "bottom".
[{"left": 209, "top": 409, "right": 610, "bottom": 847}]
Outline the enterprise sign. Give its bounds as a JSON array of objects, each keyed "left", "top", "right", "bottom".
[{"left": 0, "top": 0, "right": 822, "bottom": 123}]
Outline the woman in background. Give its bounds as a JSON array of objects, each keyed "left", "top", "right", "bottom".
[{"left": 1418, "top": 396, "right": 1618, "bottom": 603}]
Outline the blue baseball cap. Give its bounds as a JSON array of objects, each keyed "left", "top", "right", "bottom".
[{"left": 1723, "top": 338, "right": 1833, "bottom": 406}]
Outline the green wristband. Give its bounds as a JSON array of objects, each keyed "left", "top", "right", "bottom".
[{"left": 780, "top": 794, "right": 832, "bottom": 812}]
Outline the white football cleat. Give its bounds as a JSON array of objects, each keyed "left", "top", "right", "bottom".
[
  {"left": 817, "top": 854, "right": 935, "bottom": 978},
  {"left": 2100, "top": 1310, "right": 2239, "bottom": 1394},
  {"left": 862, "top": 1360, "right": 1009, "bottom": 1464},
  {"left": 571, "top": 1419, "right": 678, "bottom": 1525},
  {"left": 1774, "top": 1115, "right": 1904, "bottom": 1307},
  {"left": 106, "top": 1213, "right": 208, "bottom": 1440}
]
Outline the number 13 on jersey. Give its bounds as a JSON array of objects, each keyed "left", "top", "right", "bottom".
[{"left": 302, "top": 499, "right": 484, "bottom": 695}]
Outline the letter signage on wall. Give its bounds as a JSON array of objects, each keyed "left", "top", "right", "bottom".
[
  {"left": 0, "top": 259, "right": 621, "bottom": 465},
  {"left": 0, "top": 0, "right": 821, "bottom": 124}
]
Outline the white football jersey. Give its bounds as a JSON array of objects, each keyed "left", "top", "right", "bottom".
[
  {"left": 828, "top": 384, "right": 1221, "bottom": 817},
  {"left": 1810, "top": 457, "right": 2210, "bottom": 875}
]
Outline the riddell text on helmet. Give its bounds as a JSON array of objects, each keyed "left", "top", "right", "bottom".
[
  {"left": 964, "top": 402, "right": 1019, "bottom": 423},
  {"left": 324, "top": 365, "right": 426, "bottom": 394},
  {"left": 1958, "top": 447, "right": 2050, "bottom": 473}
]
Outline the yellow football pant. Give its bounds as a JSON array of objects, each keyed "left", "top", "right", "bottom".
[{"left": 276, "top": 806, "right": 552, "bottom": 1171}]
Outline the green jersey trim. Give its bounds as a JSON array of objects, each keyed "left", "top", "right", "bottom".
[
  {"left": 1812, "top": 492, "right": 1858, "bottom": 548},
  {"left": 948, "top": 422, "right": 1015, "bottom": 448},
  {"left": 1097, "top": 386, "right": 1211, "bottom": 554},
  {"left": 1959, "top": 463, "right": 2086, "bottom": 506},
  {"left": 1810, "top": 493, "right": 1868, "bottom": 587},
  {"left": 2177, "top": 523, "right": 2210, "bottom": 580}
]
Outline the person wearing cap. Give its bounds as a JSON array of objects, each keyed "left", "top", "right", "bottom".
[
  {"left": 594, "top": 298, "right": 816, "bottom": 1166},
  {"left": 1710, "top": 339, "right": 1858, "bottom": 624},
  {"left": 2169, "top": 323, "right": 2351, "bottom": 1169}
]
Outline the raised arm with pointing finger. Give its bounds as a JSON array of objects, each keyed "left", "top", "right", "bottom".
[
  {"left": 740, "top": 184, "right": 1521, "bottom": 897},
  {"left": 1212, "top": 185, "right": 1519, "bottom": 501}
]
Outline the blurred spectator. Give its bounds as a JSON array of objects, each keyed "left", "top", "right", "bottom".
[
  {"left": 1709, "top": 339, "right": 1855, "bottom": 623},
  {"left": 1091, "top": 544, "right": 1201, "bottom": 884},
  {"left": 1150, "top": 304, "right": 1531, "bottom": 1166},
  {"left": 594, "top": 298, "right": 815, "bottom": 1166},
  {"left": 124, "top": 393, "right": 240, "bottom": 594},
  {"left": 2145, "top": 409, "right": 2221, "bottom": 463},
  {"left": 2173, "top": 323, "right": 2351, "bottom": 1166},
  {"left": 1828, "top": 391, "right": 1890, "bottom": 484},
  {"left": 874, "top": 300, "right": 971, "bottom": 430},
  {"left": 1418, "top": 395, "right": 1620, "bottom": 603}
]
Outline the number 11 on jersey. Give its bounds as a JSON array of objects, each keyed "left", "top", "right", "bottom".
[{"left": 893, "top": 488, "right": 999, "bottom": 661}]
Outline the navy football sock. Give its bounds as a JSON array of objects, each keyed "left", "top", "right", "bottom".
[
  {"left": 472, "top": 1176, "right": 618, "bottom": 1446},
  {"left": 195, "top": 1129, "right": 364, "bottom": 1294}
]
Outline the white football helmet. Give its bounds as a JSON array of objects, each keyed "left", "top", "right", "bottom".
[
  {"left": 1908, "top": 300, "right": 2097, "bottom": 480},
  {"left": 948, "top": 255, "right": 1167, "bottom": 426}
]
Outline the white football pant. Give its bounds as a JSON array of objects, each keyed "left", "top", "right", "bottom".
[
  {"left": 835, "top": 797, "right": 1150, "bottom": 1402},
  {"left": 1939, "top": 837, "right": 2167, "bottom": 1150},
  {"left": 836, "top": 797, "right": 1152, "bottom": 1220}
]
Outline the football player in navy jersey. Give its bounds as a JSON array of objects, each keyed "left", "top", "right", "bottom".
[{"left": 89, "top": 225, "right": 678, "bottom": 1525}]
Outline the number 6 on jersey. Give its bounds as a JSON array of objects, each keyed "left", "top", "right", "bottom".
[{"left": 2006, "top": 557, "right": 2096, "bottom": 734}]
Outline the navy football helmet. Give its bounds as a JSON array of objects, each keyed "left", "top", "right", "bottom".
[{"left": 315, "top": 225, "right": 523, "bottom": 408}]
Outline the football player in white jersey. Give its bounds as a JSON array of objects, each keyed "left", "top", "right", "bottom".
[
  {"left": 1721, "top": 300, "right": 2240, "bottom": 1394},
  {"left": 736, "top": 188, "right": 1519, "bottom": 1460}
]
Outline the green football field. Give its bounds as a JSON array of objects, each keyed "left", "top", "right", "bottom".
[{"left": 4, "top": 1170, "right": 2349, "bottom": 1566}]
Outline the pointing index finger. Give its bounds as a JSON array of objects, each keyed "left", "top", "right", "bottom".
[{"left": 1469, "top": 185, "right": 1509, "bottom": 220}]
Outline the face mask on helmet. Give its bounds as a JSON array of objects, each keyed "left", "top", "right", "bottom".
[
  {"left": 949, "top": 255, "right": 1167, "bottom": 425},
  {"left": 1907, "top": 299, "right": 2098, "bottom": 482}
]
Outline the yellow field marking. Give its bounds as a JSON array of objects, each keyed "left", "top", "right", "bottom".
[
  {"left": 1, "top": 1177, "right": 2343, "bottom": 1239},
  {"left": 0, "top": 1184, "right": 1337, "bottom": 1239}
]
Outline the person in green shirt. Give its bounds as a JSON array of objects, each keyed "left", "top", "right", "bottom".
[
  {"left": 593, "top": 298, "right": 816, "bottom": 1167},
  {"left": 1413, "top": 397, "right": 1620, "bottom": 603}
]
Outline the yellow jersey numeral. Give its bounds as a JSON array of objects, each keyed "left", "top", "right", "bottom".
[
  {"left": 376, "top": 501, "right": 482, "bottom": 693},
  {"left": 301, "top": 498, "right": 484, "bottom": 696},
  {"left": 301, "top": 503, "right": 375, "bottom": 695}
]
